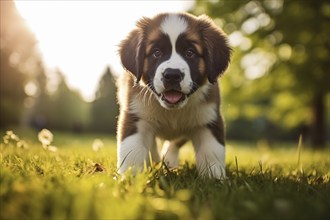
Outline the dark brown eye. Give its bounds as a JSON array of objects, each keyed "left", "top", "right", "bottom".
[
  {"left": 185, "top": 49, "right": 195, "bottom": 58},
  {"left": 153, "top": 49, "right": 162, "bottom": 58}
]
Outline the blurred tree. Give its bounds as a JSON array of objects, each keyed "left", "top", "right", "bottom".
[
  {"left": 21, "top": 60, "right": 49, "bottom": 129},
  {"left": 0, "top": 0, "right": 39, "bottom": 127},
  {"left": 46, "top": 70, "right": 89, "bottom": 131},
  {"left": 28, "top": 69, "right": 89, "bottom": 131},
  {"left": 192, "top": 0, "right": 329, "bottom": 148},
  {"left": 90, "top": 66, "right": 119, "bottom": 134},
  {"left": 0, "top": 50, "right": 26, "bottom": 127}
]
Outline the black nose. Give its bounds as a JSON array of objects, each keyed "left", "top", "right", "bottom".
[{"left": 163, "top": 68, "right": 184, "bottom": 83}]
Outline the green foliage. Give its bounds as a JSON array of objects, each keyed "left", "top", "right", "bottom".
[
  {"left": 192, "top": 0, "right": 330, "bottom": 146},
  {"left": 90, "top": 67, "right": 119, "bottom": 134},
  {"left": 1, "top": 131, "right": 329, "bottom": 220},
  {"left": 28, "top": 70, "right": 90, "bottom": 131},
  {"left": 0, "top": 0, "right": 33, "bottom": 127},
  {"left": 47, "top": 73, "right": 89, "bottom": 131}
]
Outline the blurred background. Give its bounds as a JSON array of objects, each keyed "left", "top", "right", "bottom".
[{"left": 1, "top": 0, "right": 329, "bottom": 149}]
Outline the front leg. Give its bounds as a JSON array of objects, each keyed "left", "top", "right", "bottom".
[
  {"left": 192, "top": 127, "right": 226, "bottom": 179},
  {"left": 117, "top": 116, "right": 159, "bottom": 174},
  {"left": 160, "top": 138, "right": 187, "bottom": 168}
]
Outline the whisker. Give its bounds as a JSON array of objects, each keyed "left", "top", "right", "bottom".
[
  {"left": 136, "top": 86, "right": 145, "bottom": 97},
  {"left": 192, "top": 82, "right": 200, "bottom": 90},
  {"left": 134, "top": 82, "right": 156, "bottom": 107},
  {"left": 136, "top": 87, "right": 146, "bottom": 103},
  {"left": 143, "top": 88, "right": 149, "bottom": 106},
  {"left": 148, "top": 89, "right": 153, "bottom": 106}
]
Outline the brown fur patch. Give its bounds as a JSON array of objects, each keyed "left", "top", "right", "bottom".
[
  {"left": 142, "top": 58, "right": 149, "bottom": 83},
  {"left": 205, "top": 83, "right": 224, "bottom": 145},
  {"left": 198, "top": 59, "right": 205, "bottom": 75},
  {"left": 146, "top": 29, "right": 162, "bottom": 53},
  {"left": 117, "top": 112, "right": 139, "bottom": 142},
  {"left": 185, "top": 32, "right": 203, "bottom": 55},
  {"left": 205, "top": 83, "right": 220, "bottom": 104},
  {"left": 116, "top": 74, "right": 140, "bottom": 142},
  {"left": 207, "top": 116, "right": 225, "bottom": 145}
]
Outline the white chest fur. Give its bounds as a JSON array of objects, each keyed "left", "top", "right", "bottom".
[{"left": 130, "top": 85, "right": 217, "bottom": 140}]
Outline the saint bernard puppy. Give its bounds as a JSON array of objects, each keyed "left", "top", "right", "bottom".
[{"left": 117, "top": 12, "right": 231, "bottom": 179}]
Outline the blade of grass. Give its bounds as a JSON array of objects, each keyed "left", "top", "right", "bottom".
[
  {"left": 235, "top": 156, "right": 239, "bottom": 177},
  {"left": 297, "top": 134, "right": 303, "bottom": 174}
]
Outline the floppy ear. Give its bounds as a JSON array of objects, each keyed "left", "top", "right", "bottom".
[
  {"left": 119, "top": 18, "right": 150, "bottom": 82},
  {"left": 119, "top": 30, "right": 145, "bottom": 82},
  {"left": 199, "top": 15, "right": 232, "bottom": 84}
]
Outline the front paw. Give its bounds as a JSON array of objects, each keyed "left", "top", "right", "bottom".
[
  {"left": 198, "top": 162, "right": 226, "bottom": 179},
  {"left": 117, "top": 135, "right": 150, "bottom": 174},
  {"left": 160, "top": 141, "right": 179, "bottom": 168}
]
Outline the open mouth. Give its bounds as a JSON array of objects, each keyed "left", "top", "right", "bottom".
[{"left": 161, "top": 90, "right": 186, "bottom": 105}]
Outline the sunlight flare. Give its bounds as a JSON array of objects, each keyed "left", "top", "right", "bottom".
[{"left": 14, "top": 1, "right": 193, "bottom": 101}]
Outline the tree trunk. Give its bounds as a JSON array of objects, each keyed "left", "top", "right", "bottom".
[{"left": 310, "top": 92, "right": 326, "bottom": 149}]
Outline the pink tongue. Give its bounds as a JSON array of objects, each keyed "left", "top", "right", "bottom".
[{"left": 163, "top": 91, "right": 183, "bottom": 104}]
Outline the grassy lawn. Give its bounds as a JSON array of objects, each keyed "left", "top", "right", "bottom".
[{"left": 0, "top": 129, "right": 329, "bottom": 220}]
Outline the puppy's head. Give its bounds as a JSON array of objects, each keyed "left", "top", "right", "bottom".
[{"left": 119, "top": 12, "right": 231, "bottom": 109}]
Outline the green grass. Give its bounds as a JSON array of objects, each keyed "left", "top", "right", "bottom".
[{"left": 1, "top": 130, "right": 329, "bottom": 220}]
